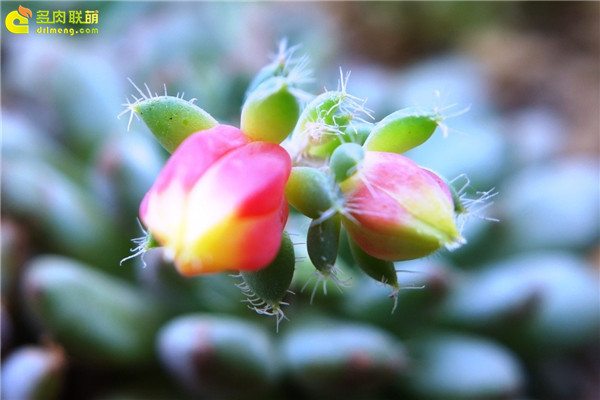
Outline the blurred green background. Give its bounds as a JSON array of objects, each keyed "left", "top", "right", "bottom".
[{"left": 1, "top": 2, "right": 599, "bottom": 400}]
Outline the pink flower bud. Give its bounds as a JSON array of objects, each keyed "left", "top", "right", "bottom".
[
  {"left": 140, "top": 125, "right": 291, "bottom": 275},
  {"left": 339, "top": 151, "right": 464, "bottom": 261}
]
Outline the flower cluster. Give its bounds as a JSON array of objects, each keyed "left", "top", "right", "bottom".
[{"left": 122, "top": 41, "right": 490, "bottom": 321}]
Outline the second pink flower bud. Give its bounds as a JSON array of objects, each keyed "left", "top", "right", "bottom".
[{"left": 334, "top": 145, "right": 464, "bottom": 261}]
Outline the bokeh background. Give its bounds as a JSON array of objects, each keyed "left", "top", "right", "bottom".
[{"left": 2, "top": 2, "right": 599, "bottom": 399}]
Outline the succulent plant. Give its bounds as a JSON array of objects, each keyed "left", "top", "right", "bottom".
[{"left": 3, "top": 8, "right": 597, "bottom": 399}]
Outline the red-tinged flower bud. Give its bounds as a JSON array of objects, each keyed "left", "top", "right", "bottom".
[
  {"left": 140, "top": 125, "right": 291, "bottom": 275},
  {"left": 339, "top": 151, "right": 464, "bottom": 261}
]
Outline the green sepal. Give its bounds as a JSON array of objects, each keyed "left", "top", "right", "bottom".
[
  {"left": 133, "top": 96, "right": 218, "bottom": 153},
  {"left": 424, "top": 169, "right": 467, "bottom": 215},
  {"left": 144, "top": 231, "right": 160, "bottom": 250},
  {"left": 307, "top": 214, "right": 341, "bottom": 274},
  {"left": 446, "top": 179, "right": 467, "bottom": 215},
  {"left": 240, "top": 232, "right": 295, "bottom": 308},
  {"left": 363, "top": 107, "right": 440, "bottom": 154},
  {"left": 348, "top": 236, "right": 399, "bottom": 289},
  {"left": 245, "top": 61, "right": 285, "bottom": 100},
  {"left": 241, "top": 77, "right": 300, "bottom": 144},
  {"left": 329, "top": 143, "right": 365, "bottom": 183},
  {"left": 285, "top": 167, "right": 337, "bottom": 219}
]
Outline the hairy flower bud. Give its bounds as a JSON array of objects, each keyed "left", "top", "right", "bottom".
[
  {"left": 339, "top": 151, "right": 464, "bottom": 261},
  {"left": 140, "top": 125, "right": 291, "bottom": 275}
]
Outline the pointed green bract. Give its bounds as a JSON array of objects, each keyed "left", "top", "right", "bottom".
[
  {"left": 241, "top": 77, "right": 300, "bottom": 144},
  {"left": 443, "top": 175, "right": 467, "bottom": 215},
  {"left": 133, "top": 96, "right": 218, "bottom": 153},
  {"left": 245, "top": 62, "right": 285, "bottom": 99},
  {"left": 240, "top": 232, "right": 295, "bottom": 321},
  {"left": 329, "top": 143, "right": 365, "bottom": 183},
  {"left": 285, "top": 167, "right": 337, "bottom": 219},
  {"left": 244, "top": 39, "right": 310, "bottom": 100},
  {"left": 348, "top": 236, "right": 399, "bottom": 289},
  {"left": 423, "top": 168, "right": 469, "bottom": 215},
  {"left": 363, "top": 107, "right": 440, "bottom": 154},
  {"left": 144, "top": 231, "right": 160, "bottom": 250},
  {"left": 307, "top": 214, "right": 341, "bottom": 274}
]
